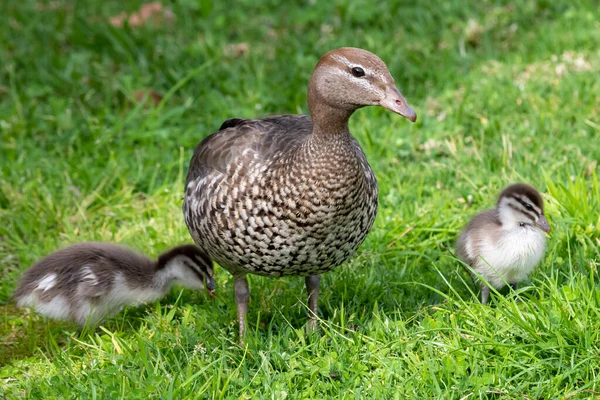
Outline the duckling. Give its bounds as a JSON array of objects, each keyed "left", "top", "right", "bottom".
[
  {"left": 456, "top": 183, "right": 551, "bottom": 304},
  {"left": 11, "top": 242, "right": 215, "bottom": 326}
]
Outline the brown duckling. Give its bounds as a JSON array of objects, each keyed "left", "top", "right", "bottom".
[
  {"left": 12, "top": 243, "right": 215, "bottom": 326},
  {"left": 456, "top": 183, "right": 551, "bottom": 303}
]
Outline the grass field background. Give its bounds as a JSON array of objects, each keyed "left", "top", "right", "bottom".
[{"left": 1, "top": 0, "right": 599, "bottom": 398}]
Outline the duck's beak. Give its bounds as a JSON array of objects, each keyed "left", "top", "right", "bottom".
[
  {"left": 536, "top": 215, "right": 551, "bottom": 233},
  {"left": 379, "top": 85, "right": 417, "bottom": 122}
]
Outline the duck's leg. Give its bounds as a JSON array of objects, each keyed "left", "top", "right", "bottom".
[
  {"left": 481, "top": 285, "right": 490, "bottom": 304},
  {"left": 234, "top": 274, "right": 250, "bottom": 345},
  {"left": 305, "top": 275, "right": 321, "bottom": 331}
]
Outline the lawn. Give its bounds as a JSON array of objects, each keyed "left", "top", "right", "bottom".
[{"left": 1, "top": 0, "right": 599, "bottom": 398}]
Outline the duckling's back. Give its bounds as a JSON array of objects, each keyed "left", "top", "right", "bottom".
[
  {"left": 455, "top": 209, "right": 502, "bottom": 268},
  {"left": 12, "top": 242, "right": 155, "bottom": 325}
]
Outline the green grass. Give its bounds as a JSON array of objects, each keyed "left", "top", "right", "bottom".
[{"left": 1, "top": 0, "right": 599, "bottom": 397}]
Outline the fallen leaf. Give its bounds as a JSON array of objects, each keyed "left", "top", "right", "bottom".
[
  {"left": 36, "top": 1, "right": 71, "bottom": 11},
  {"left": 224, "top": 43, "right": 250, "bottom": 58},
  {"left": 132, "top": 89, "right": 163, "bottom": 107},
  {"left": 109, "top": 2, "right": 175, "bottom": 28},
  {"left": 109, "top": 12, "right": 128, "bottom": 27},
  {"left": 464, "top": 19, "right": 483, "bottom": 46}
]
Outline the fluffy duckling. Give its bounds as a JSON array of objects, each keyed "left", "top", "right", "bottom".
[
  {"left": 456, "top": 183, "right": 551, "bottom": 303},
  {"left": 12, "top": 242, "right": 215, "bottom": 326}
]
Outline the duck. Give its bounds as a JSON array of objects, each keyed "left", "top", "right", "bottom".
[
  {"left": 12, "top": 242, "right": 215, "bottom": 326},
  {"left": 183, "top": 47, "right": 416, "bottom": 342},
  {"left": 456, "top": 183, "right": 551, "bottom": 304}
]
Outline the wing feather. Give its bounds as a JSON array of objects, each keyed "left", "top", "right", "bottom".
[{"left": 185, "top": 114, "right": 313, "bottom": 186}]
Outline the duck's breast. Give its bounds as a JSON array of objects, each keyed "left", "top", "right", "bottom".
[{"left": 184, "top": 116, "right": 377, "bottom": 276}]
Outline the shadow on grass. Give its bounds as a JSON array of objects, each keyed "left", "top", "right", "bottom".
[
  {"left": 0, "top": 303, "right": 72, "bottom": 367},
  {"left": 0, "top": 301, "right": 178, "bottom": 368}
]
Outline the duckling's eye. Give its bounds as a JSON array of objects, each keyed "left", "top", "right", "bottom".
[
  {"left": 351, "top": 67, "right": 365, "bottom": 77},
  {"left": 524, "top": 203, "right": 533, "bottom": 211},
  {"left": 519, "top": 222, "right": 526, "bottom": 227}
]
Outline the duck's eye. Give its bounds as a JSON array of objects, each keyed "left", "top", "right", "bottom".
[
  {"left": 519, "top": 222, "right": 526, "bottom": 227},
  {"left": 351, "top": 67, "right": 365, "bottom": 77},
  {"left": 524, "top": 203, "right": 533, "bottom": 211}
]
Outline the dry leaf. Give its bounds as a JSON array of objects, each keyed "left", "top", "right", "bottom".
[
  {"left": 224, "top": 43, "right": 250, "bottom": 58},
  {"left": 132, "top": 89, "right": 163, "bottom": 107},
  {"left": 36, "top": 1, "right": 71, "bottom": 11},
  {"left": 464, "top": 19, "right": 483, "bottom": 46},
  {"left": 109, "top": 12, "right": 128, "bottom": 27},
  {"left": 109, "top": 2, "right": 174, "bottom": 28}
]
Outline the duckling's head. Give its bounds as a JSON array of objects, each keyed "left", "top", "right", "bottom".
[
  {"left": 157, "top": 245, "right": 215, "bottom": 295},
  {"left": 497, "top": 183, "right": 551, "bottom": 233},
  {"left": 308, "top": 47, "right": 416, "bottom": 122}
]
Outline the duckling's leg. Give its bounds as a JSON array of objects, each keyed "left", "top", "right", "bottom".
[
  {"left": 509, "top": 282, "right": 522, "bottom": 302},
  {"left": 234, "top": 274, "right": 249, "bottom": 345},
  {"left": 481, "top": 285, "right": 490, "bottom": 304},
  {"left": 305, "top": 275, "right": 320, "bottom": 331}
]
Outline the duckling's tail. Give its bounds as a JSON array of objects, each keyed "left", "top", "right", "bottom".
[{"left": 446, "top": 246, "right": 477, "bottom": 286}]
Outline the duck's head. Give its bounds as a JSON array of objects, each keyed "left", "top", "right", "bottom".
[
  {"left": 497, "top": 183, "right": 551, "bottom": 233},
  {"left": 308, "top": 47, "right": 416, "bottom": 123}
]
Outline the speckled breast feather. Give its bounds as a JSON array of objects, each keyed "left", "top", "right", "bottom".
[{"left": 183, "top": 115, "right": 378, "bottom": 277}]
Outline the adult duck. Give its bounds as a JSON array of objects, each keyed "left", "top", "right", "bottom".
[{"left": 183, "top": 47, "right": 416, "bottom": 342}]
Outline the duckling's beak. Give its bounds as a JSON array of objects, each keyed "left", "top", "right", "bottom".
[
  {"left": 536, "top": 215, "right": 551, "bottom": 233},
  {"left": 379, "top": 85, "right": 417, "bottom": 122},
  {"left": 206, "top": 277, "right": 216, "bottom": 298}
]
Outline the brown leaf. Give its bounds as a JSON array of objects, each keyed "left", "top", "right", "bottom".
[
  {"left": 36, "top": 1, "right": 71, "bottom": 11},
  {"left": 109, "top": 2, "right": 175, "bottom": 28},
  {"left": 224, "top": 43, "right": 250, "bottom": 58},
  {"left": 132, "top": 89, "right": 163, "bottom": 107},
  {"left": 109, "top": 12, "right": 128, "bottom": 27}
]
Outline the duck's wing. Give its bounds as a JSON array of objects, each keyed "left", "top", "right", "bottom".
[{"left": 184, "top": 114, "right": 312, "bottom": 187}]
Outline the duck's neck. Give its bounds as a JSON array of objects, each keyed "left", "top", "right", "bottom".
[{"left": 307, "top": 89, "right": 355, "bottom": 138}]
